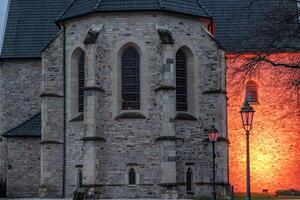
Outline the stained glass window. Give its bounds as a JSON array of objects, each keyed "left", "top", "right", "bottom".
[
  {"left": 176, "top": 49, "right": 188, "bottom": 111},
  {"left": 78, "top": 53, "right": 85, "bottom": 113},
  {"left": 245, "top": 81, "right": 258, "bottom": 103},
  {"left": 121, "top": 47, "right": 140, "bottom": 110}
]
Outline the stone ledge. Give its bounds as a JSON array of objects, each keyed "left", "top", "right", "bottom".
[
  {"left": 175, "top": 112, "right": 198, "bottom": 121},
  {"left": 40, "top": 140, "right": 63, "bottom": 144},
  {"left": 81, "top": 136, "right": 106, "bottom": 142},
  {"left": 202, "top": 90, "right": 227, "bottom": 95},
  {"left": 69, "top": 113, "right": 84, "bottom": 122},
  {"left": 154, "top": 85, "right": 176, "bottom": 92},
  {"left": 115, "top": 111, "right": 147, "bottom": 120},
  {"left": 84, "top": 86, "right": 105, "bottom": 93},
  {"left": 40, "top": 93, "right": 64, "bottom": 98},
  {"left": 155, "top": 136, "right": 184, "bottom": 141}
]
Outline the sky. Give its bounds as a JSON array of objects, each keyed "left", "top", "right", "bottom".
[{"left": 0, "top": 0, "right": 9, "bottom": 53}]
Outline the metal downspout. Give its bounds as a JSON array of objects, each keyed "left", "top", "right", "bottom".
[{"left": 62, "top": 23, "right": 67, "bottom": 198}]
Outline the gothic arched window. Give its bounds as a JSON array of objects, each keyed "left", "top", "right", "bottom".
[
  {"left": 245, "top": 80, "right": 258, "bottom": 103},
  {"left": 121, "top": 46, "right": 140, "bottom": 110},
  {"left": 78, "top": 52, "right": 85, "bottom": 113},
  {"left": 176, "top": 49, "right": 188, "bottom": 111},
  {"left": 186, "top": 168, "right": 193, "bottom": 192},
  {"left": 128, "top": 168, "right": 136, "bottom": 185}
]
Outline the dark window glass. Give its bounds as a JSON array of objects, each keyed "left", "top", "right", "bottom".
[
  {"left": 128, "top": 168, "right": 136, "bottom": 185},
  {"left": 121, "top": 47, "right": 140, "bottom": 110},
  {"left": 176, "top": 49, "right": 188, "bottom": 111},
  {"left": 78, "top": 53, "right": 85, "bottom": 113},
  {"left": 78, "top": 169, "right": 83, "bottom": 188},
  {"left": 245, "top": 81, "right": 258, "bottom": 103},
  {"left": 186, "top": 168, "right": 193, "bottom": 192}
]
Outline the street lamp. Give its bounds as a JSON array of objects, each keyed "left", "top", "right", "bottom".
[
  {"left": 209, "top": 125, "right": 218, "bottom": 200},
  {"left": 240, "top": 101, "right": 255, "bottom": 200}
]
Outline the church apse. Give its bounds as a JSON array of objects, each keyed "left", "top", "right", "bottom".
[{"left": 227, "top": 52, "right": 300, "bottom": 194}]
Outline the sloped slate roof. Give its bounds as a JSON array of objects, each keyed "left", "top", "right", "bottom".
[
  {"left": 0, "top": 0, "right": 71, "bottom": 58},
  {"left": 0, "top": 0, "right": 299, "bottom": 58},
  {"left": 58, "top": 0, "right": 210, "bottom": 21},
  {"left": 2, "top": 113, "right": 41, "bottom": 137}
]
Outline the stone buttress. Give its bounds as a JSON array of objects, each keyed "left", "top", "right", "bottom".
[{"left": 40, "top": 31, "right": 65, "bottom": 197}]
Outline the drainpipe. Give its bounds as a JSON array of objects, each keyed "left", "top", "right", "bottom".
[{"left": 62, "top": 23, "right": 67, "bottom": 198}]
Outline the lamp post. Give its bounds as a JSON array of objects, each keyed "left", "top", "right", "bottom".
[
  {"left": 209, "top": 126, "right": 218, "bottom": 200},
  {"left": 240, "top": 101, "right": 255, "bottom": 200}
]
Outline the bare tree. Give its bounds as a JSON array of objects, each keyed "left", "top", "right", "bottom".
[{"left": 227, "top": 0, "right": 300, "bottom": 117}]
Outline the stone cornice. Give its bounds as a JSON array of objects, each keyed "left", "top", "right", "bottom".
[
  {"left": 155, "top": 136, "right": 184, "bottom": 142},
  {"left": 154, "top": 85, "right": 176, "bottom": 92},
  {"left": 40, "top": 140, "right": 63, "bottom": 144},
  {"left": 202, "top": 89, "right": 227, "bottom": 95},
  {"left": 84, "top": 86, "right": 105, "bottom": 93},
  {"left": 81, "top": 136, "right": 106, "bottom": 142},
  {"left": 40, "top": 93, "right": 64, "bottom": 98}
]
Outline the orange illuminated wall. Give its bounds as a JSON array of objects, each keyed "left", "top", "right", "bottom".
[{"left": 227, "top": 53, "right": 300, "bottom": 194}]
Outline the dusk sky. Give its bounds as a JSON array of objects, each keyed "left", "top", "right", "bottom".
[{"left": 0, "top": 0, "right": 9, "bottom": 53}]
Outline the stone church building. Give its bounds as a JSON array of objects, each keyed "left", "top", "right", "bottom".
[{"left": 0, "top": 0, "right": 299, "bottom": 199}]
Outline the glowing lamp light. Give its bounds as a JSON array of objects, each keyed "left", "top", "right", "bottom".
[
  {"left": 208, "top": 126, "right": 218, "bottom": 142},
  {"left": 240, "top": 101, "right": 255, "bottom": 132}
]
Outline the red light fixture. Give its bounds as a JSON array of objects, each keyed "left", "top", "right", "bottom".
[
  {"left": 208, "top": 125, "right": 218, "bottom": 142},
  {"left": 240, "top": 101, "right": 255, "bottom": 131}
]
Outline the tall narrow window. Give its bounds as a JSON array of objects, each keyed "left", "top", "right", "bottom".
[
  {"left": 78, "top": 53, "right": 85, "bottom": 113},
  {"left": 186, "top": 168, "right": 193, "bottom": 193},
  {"left": 78, "top": 169, "right": 83, "bottom": 188},
  {"left": 176, "top": 49, "right": 188, "bottom": 111},
  {"left": 121, "top": 47, "right": 140, "bottom": 110},
  {"left": 245, "top": 80, "right": 258, "bottom": 103},
  {"left": 128, "top": 168, "right": 136, "bottom": 185}
]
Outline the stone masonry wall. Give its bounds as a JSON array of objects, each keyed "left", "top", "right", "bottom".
[
  {"left": 41, "top": 32, "right": 65, "bottom": 198},
  {"left": 227, "top": 53, "right": 300, "bottom": 194},
  {"left": 0, "top": 59, "right": 42, "bottom": 192},
  {"left": 54, "top": 12, "right": 229, "bottom": 199},
  {"left": 0, "top": 59, "right": 42, "bottom": 134},
  {"left": 6, "top": 137, "right": 41, "bottom": 197}
]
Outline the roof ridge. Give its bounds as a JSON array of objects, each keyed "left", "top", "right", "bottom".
[
  {"left": 3, "top": 112, "right": 41, "bottom": 136},
  {"left": 196, "top": 0, "right": 211, "bottom": 17},
  {"left": 56, "top": 0, "right": 76, "bottom": 22}
]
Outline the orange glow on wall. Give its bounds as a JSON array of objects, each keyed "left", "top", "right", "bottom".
[{"left": 227, "top": 53, "right": 300, "bottom": 194}]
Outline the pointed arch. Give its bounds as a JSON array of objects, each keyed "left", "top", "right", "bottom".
[
  {"left": 176, "top": 46, "right": 195, "bottom": 112},
  {"left": 245, "top": 80, "right": 258, "bottom": 104},
  {"left": 69, "top": 47, "right": 85, "bottom": 119},
  {"left": 119, "top": 43, "right": 141, "bottom": 110}
]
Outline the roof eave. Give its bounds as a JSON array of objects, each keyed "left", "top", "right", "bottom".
[{"left": 56, "top": 9, "right": 212, "bottom": 23}]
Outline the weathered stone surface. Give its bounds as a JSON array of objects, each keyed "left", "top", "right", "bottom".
[
  {"left": 6, "top": 137, "right": 40, "bottom": 197},
  {"left": 1, "top": 12, "right": 228, "bottom": 199},
  {"left": 0, "top": 59, "right": 42, "bottom": 196},
  {"left": 45, "top": 12, "right": 228, "bottom": 198}
]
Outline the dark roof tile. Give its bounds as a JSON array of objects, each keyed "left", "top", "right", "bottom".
[
  {"left": 0, "top": 0, "right": 72, "bottom": 58},
  {"left": 3, "top": 113, "right": 41, "bottom": 137},
  {"left": 1, "top": 0, "right": 299, "bottom": 57},
  {"left": 58, "top": 0, "right": 210, "bottom": 21}
]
